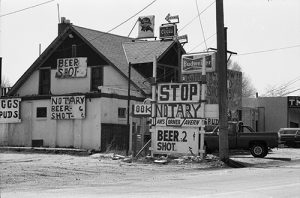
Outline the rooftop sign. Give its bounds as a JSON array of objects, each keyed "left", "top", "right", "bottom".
[
  {"left": 288, "top": 96, "right": 300, "bottom": 108},
  {"left": 138, "top": 15, "right": 155, "bottom": 38},
  {"left": 159, "top": 24, "right": 177, "bottom": 40}
]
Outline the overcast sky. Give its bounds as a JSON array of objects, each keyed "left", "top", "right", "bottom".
[{"left": 1, "top": 0, "right": 300, "bottom": 96}]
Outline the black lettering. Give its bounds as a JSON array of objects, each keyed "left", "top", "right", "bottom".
[
  {"left": 181, "top": 84, "right": 188, "bottom": 101},
  {"left": 190, "top": 84, "right": 198, "bottom": 100},
  {"left": 157, "top": 130, "right": 163, "bottom": 141},
  {"left": 159, "top": 85, "right": 169, "bottom": 101}
]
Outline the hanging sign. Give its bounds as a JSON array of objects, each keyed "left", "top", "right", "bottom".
[
  {"left": 138, "top": 15, "right": 155, "bottom": 38},
  {"left": 56, "top": 57, "right": 87, "bottom": 78},
  {"left": 157, "top": 82, "right": 201, "bottom": 103},
  {"left": 165, "top": 13, "right": 179, "bottom": 23},
  {"left": 51, "top": 95, "right": 85, "bottom": 120},
  {"left": 133, "top": 104, "right": 152, "bottom": 116},
  {"left": 153, "top": 127, "right": 199, "bottom": 155},
  {"left": 0, "top": 98, "right": 21, "bottom": 123},
  {"left": 159, "top": 24, "right": 177, "bottom": 40},
  {"left": 181, "top": 52, "right": 216, "bottom": 74},
  {"left": 155, "top": 117, "right": 205, "bottom": 127}
]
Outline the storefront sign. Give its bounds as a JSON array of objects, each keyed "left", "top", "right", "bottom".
[
  {"left": 159, "top": 24, "right": 177, "bottom": 39},
  {"left": 153, "top": 127, "right": 199, "bottom": 154},
  {"left": 133, "top": 104, "right": 152, "bottom": 116},
  {"left": 181, "top": 52, "right": 216, "bottom": 74},
  {"left": 138, "top": 15, "right": 155, "bottom": 38},
  {"left": 51, "top": 95, "right": 85, "bottom": 120},
  {"left": 56, "top": 57, "right": 87, "bottom": 78},
  {"left": 155, "top": 117, "right": 205, "bottom": 127},
  {"left": 288, "top": 96, "right": 300, "bottom": 108},
  {"left": 0, "top": 98, "right": 21, "bottom": 123},
  {"left": 157, "top": 82, "right": 201, "bottom": 103}
]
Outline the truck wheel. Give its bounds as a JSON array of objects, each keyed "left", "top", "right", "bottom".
[{"left": 250, "top": 144, "right": 268, "bottom": 158}]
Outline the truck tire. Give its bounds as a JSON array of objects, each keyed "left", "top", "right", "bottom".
[{"left": 250, "top": 144, "right": 268, "bottom": 158}]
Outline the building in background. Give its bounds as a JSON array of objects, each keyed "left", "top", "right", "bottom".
[{"left": 242, "top": 96, "right": 300, "bottom": 132}]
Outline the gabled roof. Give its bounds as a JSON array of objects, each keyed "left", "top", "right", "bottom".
[
  {"left": 123, "top": 40, "right": 174, "bottom": 64},
  {"left": 8, "top": 23, "right": 182, "bottom": 96}
]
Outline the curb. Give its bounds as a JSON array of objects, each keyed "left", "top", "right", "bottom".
[{"left": 0, "top": 146, "right": 90, "bottom": 156}]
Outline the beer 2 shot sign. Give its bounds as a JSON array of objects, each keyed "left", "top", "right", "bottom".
[
  {"left": 157, "top": 82, "right": 201, "bottom": 103},
  {"left": 153, "top": 127, "right": 199, "bottom": 155},
  {"left": 181, "top": 52, "right": 216, "bottom": 74},
  {"left": 0, "top": 98, "right": 21, "bottom": 123},
  {"left": 55, "top": 57, "right": 87, "bottom": 78},
  {"left": 51, "top": 95, "right": 85, "bottom": 120}
]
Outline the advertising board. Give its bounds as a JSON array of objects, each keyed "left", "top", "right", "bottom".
[
  {"left": 0, "top": 98, "right": 21, "bottom": 123},
  {"left": 157, "top": 82, "right": 201, "bottom": 103},
  {"left": 56, "top": 57, "right": 87, "bottom": 78},
  {"left": 159, "top": 24, "right": 177, "bottom": 39},
  {"left": 181, "top": 52, "right": 216, "bottom": 74},
  {"left": 51, "top": 95, "right": 85, "bottom": 120},
  {"left": 133, "top": 104, "right": 152, "bottom": 116},
  {"left": 153, "top": 127, "right": 199, "bottom": 154},
  {"left": 138, "top": 15, "right": 155, "bottom": 38},
  {"left": 288, "top": 96, "right": 300, "bottom": 108}
]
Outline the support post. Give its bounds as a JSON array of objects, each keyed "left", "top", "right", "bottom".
[
  {"left": 150, "top": 56, "right": 157, "bottom": 157},
  {"left": 127, "top": 62, "right": 132, "bottom": 154},
  {"left": 216, "top": 0, "right": 229, "bottom": 162}
]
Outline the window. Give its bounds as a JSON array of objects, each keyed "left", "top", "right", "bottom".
[
  {"left": 39, "top": 69, "right": 51, "bottom": 95},
  {"left": 72, "top": 44, "right": 77, "bottom": 57},
  {"left": 118, "top": 108, "right": 126, "bottom": 118},
  {"left": 36, "top": 107, "right": 47, "bottom": 118},
  {"left": 91, "top": 67, "right": 103, "bottom": 91}
]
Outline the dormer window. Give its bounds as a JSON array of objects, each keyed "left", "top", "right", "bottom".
[{"left": 39, "top": 69, "right": 51, "bottom": 95}]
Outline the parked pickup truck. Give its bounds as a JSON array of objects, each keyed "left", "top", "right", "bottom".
[{"left": 204, "top": 122, "right": 279, "bottom": 158}]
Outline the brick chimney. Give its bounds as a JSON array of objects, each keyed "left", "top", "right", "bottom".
[{"left": 58, "top": 17, "right": 72, "bottom": 35}]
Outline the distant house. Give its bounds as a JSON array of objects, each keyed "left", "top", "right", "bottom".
[{"left": 0, "top": 18, "right": 185, "bottom": 151}]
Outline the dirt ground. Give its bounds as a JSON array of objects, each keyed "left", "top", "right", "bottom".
[
  {"left": 0, "top": 150, "right": 224, "bottom": 193},
  {"left": 1, "top": 148, "right": 300, "bottom": 194}
]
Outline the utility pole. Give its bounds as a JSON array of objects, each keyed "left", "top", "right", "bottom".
[{"left": 216, "top": 0, "right": 229, "bottom": 162}]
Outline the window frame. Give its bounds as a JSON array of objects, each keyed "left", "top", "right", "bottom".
[
  {"left": 90, "top": 66, "right": 103, "bottom": 92},
  {"left": 38, "top": 68, "right": 51, "bottom": 95}
]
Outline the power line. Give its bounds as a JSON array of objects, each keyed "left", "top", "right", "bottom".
[
  {"left": 237, "top": 44, "right": 300, "bottom": 56},
  {"left": 178, "top": 1, "right": 215, "bottom": 33},
  {"left": 0, "top": 0, "right": 55, "bottom": 18},
  {"left": 195, "top": 0, "right": 208, "bottom": 50},
  {"left": 188, "top": 33, "right": 216, "bottom": 52}
]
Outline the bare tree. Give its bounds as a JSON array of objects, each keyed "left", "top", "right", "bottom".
[
  {"left": 228, "top": 60, "right": 257, "bottom": 98},
  {"left": 1, "top": 76, "right": 11, "bottom": 87}
]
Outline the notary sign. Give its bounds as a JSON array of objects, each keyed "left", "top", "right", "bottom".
[
  {"left": 51, "top": 96, "right": 85, "bottom": 120},
  {"left": 153, "top": 127, "right": 199, "bottom": 154},
  {"left": 133, "top": 104, "right": 152, "bottom": 116},
  {"left": 157, "top": 82, "right": 201, "bottom": 103},
  {"left": 0, "top": 98, "right": 21, "bottom": 123},
  {"left": 181, "top": 52, "right": 216, "bottom": 74},
  {"left": 56, "top": 57, "right": 87, "bottom": 78}
]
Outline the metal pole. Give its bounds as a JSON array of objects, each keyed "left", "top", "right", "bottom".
[
  {"left": 216, "top": 0, "right": 229, "bottom": 162},
  {"left": 150, "top": 56, "right": 157, "bottom": 157},
  {"left": 0, "top": 57, "right": 2, "bottom": 96},
  {"left": 127, "top": 62, "right": 132, "bottom": 154}
]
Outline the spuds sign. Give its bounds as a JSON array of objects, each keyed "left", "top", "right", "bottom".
[
  {"left": 55, "top": 57, "right": 87, "bottom": 78},
  {"left": 0, "top": 98, "right": 21, "bottom": 123}
]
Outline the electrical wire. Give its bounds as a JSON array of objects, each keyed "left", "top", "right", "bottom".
[
  {"left": 195, "top": 0, "right": 208, "bottom": 50},
  {"left": 178, "top": 1, "right": 215, "bottom": 33},
  {"left": 236, "top": 44, "right": 300, "bottom": 56},
  {"left": 188, "top": 33, "right": 216, "bottom": 53},
  {"left": 0, "top": 0, "right": 55, "bottom": 18}
]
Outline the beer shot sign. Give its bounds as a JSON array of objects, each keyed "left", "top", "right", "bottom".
[
  {"left": 157, "top": 82, "right": 201, "bottom": 103},
  {"left": 56, "top": 57, "right": 87, "bottom": 78},
  {"left": 0, "top": 98, "right": 21, "bottom": 123},
  {"left": 154, "top": 127, "right": 199, "bottom": 154},
  {"left": 51, "top": 95, "right": 85, "bottom": 120}
]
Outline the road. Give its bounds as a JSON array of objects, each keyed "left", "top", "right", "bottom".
[{"left": 1, "top": 148, "right": 300, "bottom": 198}]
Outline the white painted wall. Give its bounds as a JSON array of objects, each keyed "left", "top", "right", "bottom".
[{"left": 16, "top": 71, "right": 39, "bottom": 96}]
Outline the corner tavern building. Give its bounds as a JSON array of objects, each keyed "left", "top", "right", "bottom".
[{"left": 0, "top": 19, "right": 186, "bottom": 151}]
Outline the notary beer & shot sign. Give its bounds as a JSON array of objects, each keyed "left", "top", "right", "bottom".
[{"left": 51, "top": 95, "right": 85, "bottom": 120}]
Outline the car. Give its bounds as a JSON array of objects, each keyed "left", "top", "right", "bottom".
[{"left": 278, "top": 128, "right": 300, "bottom": 148}]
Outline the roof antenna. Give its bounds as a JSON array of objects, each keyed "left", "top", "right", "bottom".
[{"left": 57, "top": 3, "right": 60, "bottom": 23}]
